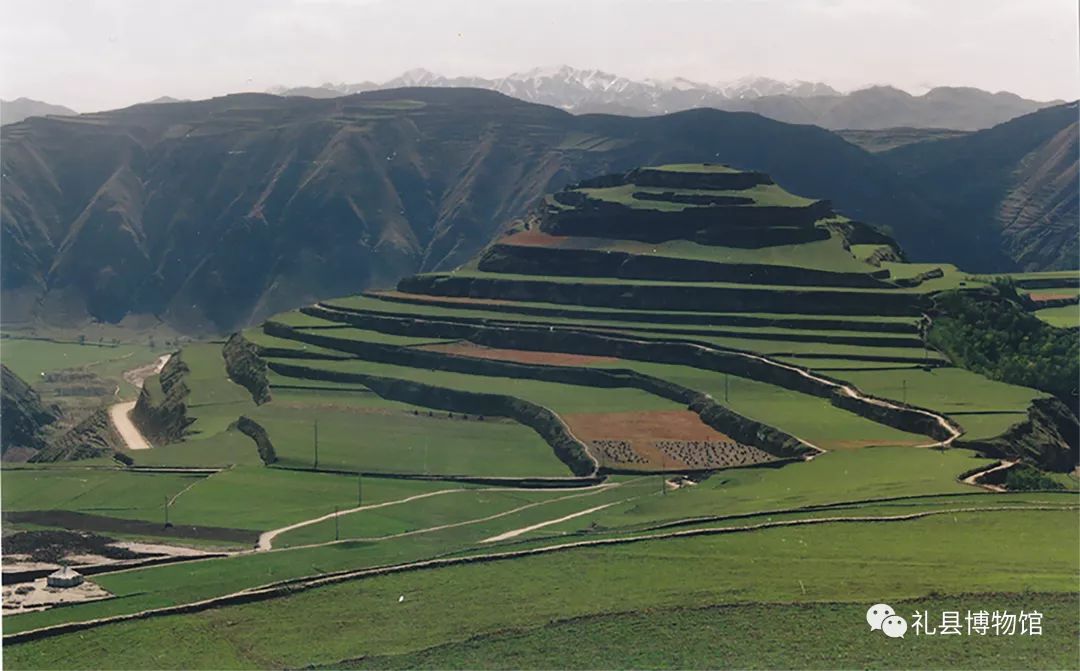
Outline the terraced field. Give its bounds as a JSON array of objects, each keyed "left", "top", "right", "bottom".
[{"left": 5, "top": 165, "right": 1076, "bottom": 670}]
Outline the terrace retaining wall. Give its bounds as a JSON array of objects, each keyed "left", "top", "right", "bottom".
[
  {"left": 478, "top": 244, "right": 894, "bottom": 289},
  {"left": 263, "top": 360, "right": 596, "bottom": 476},
  {"left": 396, "top": 275, "right": 924, "bottom": 317},
  {"left": 296, "top": 306, "right": 956, "bottom": 442}
]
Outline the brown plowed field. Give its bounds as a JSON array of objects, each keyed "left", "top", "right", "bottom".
[
  {"left": 1028, "top": 292, "right": 1076, "bottom": 302},
  {"left": 419, "top": 341, "right": 618, "bottom": 367},
  {"left": 499, "top": 229, "right": 569, "bottom": 247},
  {"left": 562, "top": 410, "right": 776, "bottom": 471}
]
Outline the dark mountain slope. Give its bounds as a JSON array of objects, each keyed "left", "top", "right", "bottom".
[
  {"left": 7, "top": 88, "right": 1066, "bottom": 333},
  {"left": 3, "top": 88, "right": 953, "bottom": 333},
  {"left": 885, "top": 102, "right": 1079, "bottom": 271},
  {"left": 0, "top": 364, "right": 60, "bottom": 455}
]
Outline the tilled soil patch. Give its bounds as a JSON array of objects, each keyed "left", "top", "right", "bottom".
[{"left": 563, "top": 410, "right": 776, "bottom": 470}]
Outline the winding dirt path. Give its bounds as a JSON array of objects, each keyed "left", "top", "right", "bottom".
[
  {"left": 257, "top": 480, "right": 627, "bottom": 551},
  {"left": 962, "top": 460, "right": 1016, "bottom": 492},
  {"left": 257, "top": 489, "right": 465, "bottom": 551},
  {"left": 109, "top": 401, "right": 150, "bottom": 451},
  {"left": 109, "top": 354, "right": 171, "bottom": 451},
  {"left": 479, "top": 321, "right": 963, "bottom": 457},
  {"left": 480, "top": 500, "right": 624, "bottom": 543},
  {"left": 7, "top": 503, "right": 1073, "bottom": 645}
]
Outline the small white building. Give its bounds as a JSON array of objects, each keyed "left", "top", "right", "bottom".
[{"left": 46, "top": 566, "right": 84, "bottom": 588}]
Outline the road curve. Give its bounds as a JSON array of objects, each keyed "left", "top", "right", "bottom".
[
  {"left": 109, "top": 401, "right": 151, "bottom": 450},
  {"left": 109, "top": 354, "right": 171, "bottom": 451}
]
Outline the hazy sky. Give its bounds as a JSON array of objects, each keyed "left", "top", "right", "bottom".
[{"left": 2, "top": 0, "right": 1077, "bottom": 111}]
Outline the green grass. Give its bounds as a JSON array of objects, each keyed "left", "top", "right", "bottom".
[
  {"left": 825, "top": 368, "right": 1044, "bottom": 440},
  {"left": 265, "top": 356, "right": 680, "bottom": 415},
  {"left": 575, "top": 183, "right": 816, "bottom": 210},
  {"left": 651, "top": 163, "right": 740, "bottom": 173},
  {"left": 329, "top": 292, "right": 918, "bottom": 326},
  {"left": 165, "top": 466, "right": 455, "bottom": 531},
  {"left": 1, "top": 468, "right": 204, "bottom": 522},
  {"left": 1033, "top": 304, "right": 1078, "bottom": 329},
  {"left": 173, "top": 343, "right": 258, "bottom": 440},
  {"left": 5, "top": 509, "right": 1075, "bottom": 669},
  {"left": 614, "top": 360, "right": 927, "bottom": 449},
  {"left": 272, "top": 484, "right": 630, "bottom": 548},
  {"left": 127, "top": 428, "right": 264, "bottom": 467},
  {"left": 439, "top": 267, "right": 938, "bottom": 294},
  {"left": 247, "top": 388, "right": 573, "bottom": 477},
  {"left": 613, "top": 234, "right": 876, "bottom": 272},
  {"left": 343, "top": 595, "right": 1080, "bottom": 670},
  {"left": 0, "top": 336, "right": 163, "bottom": 396},
  {"left": 536, "top": 446, "right": 995, "bottom": 534}
]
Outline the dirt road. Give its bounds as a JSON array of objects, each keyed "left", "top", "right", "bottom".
[{"left": 109, "top": 354, "right": 171, "bottom": 451}]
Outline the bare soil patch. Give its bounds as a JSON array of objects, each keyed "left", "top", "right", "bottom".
[
  {"left": 1028, "top": 292, "right": 1076, "bottom": 302},
  {"left": 3, "top": 577, "right": 112, "bottom": 613},
  {"left": 499, "top": 229, "right": 569, "bottom": 247},
  {"left": 562, "top": 410, "right": 775, "bottom": 471},
  {"left": 419, "top": 341, "right": 618, "bottom": 367},
  {"left": 2, "top": 530, "right": 150, "bottom": 564}
]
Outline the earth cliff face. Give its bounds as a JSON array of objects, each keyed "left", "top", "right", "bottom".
[{"left": 0, "top": 364, "right": 60, "bottom": 455}]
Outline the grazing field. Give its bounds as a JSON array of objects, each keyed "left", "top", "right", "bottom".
[
  {"left": 8, "top": 164, "right": 1073, "bottom": 670},
  {"left": 0, "top": 337, "right": 161, "bottom": 386},
  {"left": 6, "top": 510, "right": 1075, "bottom": 670},
  {"left": 1, "top": 468, "right": 205, "bottom": 523},
  {"left": 1033, "top": 304, "right": 1078, "bottom": 328},
  {"left": 418, "top": 341, "right": 621, "bottom": 367},
  {"left": 248, "top": 398, "right": 572, "bottom": 477}
]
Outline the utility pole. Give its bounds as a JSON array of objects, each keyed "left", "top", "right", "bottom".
[
  {"left": 334, "top": 506, "right": 339, "bottom": 541},
  {"left": 724, "top": 374, "right": 730, "bottom": 403},
  {"left": 164, "top": 495, "right": 170, "bottom": 527},
  {"left": 313, "top": 420, "right": 319, "bottom": 470}
]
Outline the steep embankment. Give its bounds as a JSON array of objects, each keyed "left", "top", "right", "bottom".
[
  {"left": 130, "top": 354, "right": 192, "bottom": 444},
  {"left": 0, "top": 364, "right": 60, "bottom": 457}
]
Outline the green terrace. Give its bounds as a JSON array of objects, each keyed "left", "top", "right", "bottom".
[{"left": 574, "top": 183, "right": 817, "bottom": 210}]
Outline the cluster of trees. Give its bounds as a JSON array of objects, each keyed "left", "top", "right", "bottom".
[
  {"left": 928, "top": 286, "right": 1078, "bottom": 406},
  {"left": 1005, "top": 464, "right": 1064, "bottom": 491}
]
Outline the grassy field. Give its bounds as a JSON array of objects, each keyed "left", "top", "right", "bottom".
[
  {"left": 533, "top": 446, "right": 997, "bottom": 534},
  {"left": 575, "top": 183, "right": 817, "bottom": 210},
  {"left": 8, "top": 163, "right": 1072, "bottom": 670},
  {"left": 6, "top": 509, "right": 1075, "bottom": 669},
  {"left": 0, "top": 337, "right": 162, "bottom": 383},
  {"left": 1033, "top": 304, "right": 1078, "bottom": 329},
  {"left": 342, "top": 594, "right": 1079, "bottom": 670},
  {"left": 245, "top": 388, "right": 573, "bottom": 477},
  {"left": 623, "top": 361, "right": 928, "bottom": 449},
  {"left": 1, "top": 468, "right": 205, "bottom": 522}
]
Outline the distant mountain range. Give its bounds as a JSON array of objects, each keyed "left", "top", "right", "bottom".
[
  {"left": 3, "top": 88, "right": 1075, "bottom": 334},
  {"left": 270, "top": 65, "right": 1061, "bottom": 130},
  {"left": 0, "top": 98, "right": 76, "bottom": 126}
]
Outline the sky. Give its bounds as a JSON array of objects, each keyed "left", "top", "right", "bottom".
[{"left": 1, "top": 0, "right": 1077, "bottom": 112}]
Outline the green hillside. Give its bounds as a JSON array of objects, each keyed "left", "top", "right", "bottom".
[{"left": 4, "top": 165, "right": 1077, "bottom": 670}]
